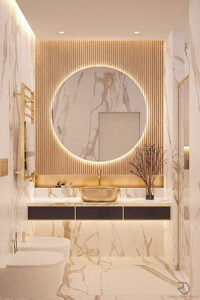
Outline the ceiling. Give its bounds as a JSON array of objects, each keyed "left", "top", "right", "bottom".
[{"left": 16, "top": 0, "right": 188, "bottom": 40}]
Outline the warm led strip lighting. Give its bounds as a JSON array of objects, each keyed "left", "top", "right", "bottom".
[{"left": 10, "top": 0, "right": 34, "bottom": 36}]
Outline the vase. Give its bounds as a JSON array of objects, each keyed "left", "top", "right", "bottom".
[
  {"left": 146, "top": 193, "right": 154, "bottom": 200},
  {"left": 146, "top": 187, "right": 154, "bottom": 200}
]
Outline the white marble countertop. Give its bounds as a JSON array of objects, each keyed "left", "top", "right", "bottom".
[{"left": 28, "top": 197, "right": 172, "bottom": 207}]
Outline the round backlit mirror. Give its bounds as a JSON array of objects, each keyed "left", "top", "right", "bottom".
[{"left": 52, "top": 66, "right": 147, "bottom": 162}]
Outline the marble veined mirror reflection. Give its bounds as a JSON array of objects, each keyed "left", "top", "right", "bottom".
[{"left": 52, "top": 66, "right": 147, "bottom": 162}]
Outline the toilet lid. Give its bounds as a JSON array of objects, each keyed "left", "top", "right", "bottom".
[{"left": 7, "top": 251, "right": 64, "bottom": 268}]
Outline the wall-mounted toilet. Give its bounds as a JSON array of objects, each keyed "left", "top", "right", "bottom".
[
  {"left": 0, "top": 251, "right": 65, "bottom": 299},
  {"left": 18, "top": 236, "right": 70, "bottom": 259}
]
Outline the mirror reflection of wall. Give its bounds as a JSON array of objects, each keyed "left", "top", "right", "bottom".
[
  {"left": 99, "top": 112, "right": 140, "bottom": 161},
  {"left": 52, "top": 66, "right": 147, "bottom": 162}
]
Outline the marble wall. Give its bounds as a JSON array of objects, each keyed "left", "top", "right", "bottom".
[
  {"left": 164, "top": 8, "right": 200, "bottom": 295},
  {"left": 0, "top": 0, "right": 35, "bottom": 262},
  {"left": 164, "top": 30, "right": 190, "bottom": 276},
  {"left": 30, "top": 187, "right": 190, "bottom": 297},
  {"left": 28, "top": 188, "right": 192, "bottom": 298},
  {"left": 29, "top": 188, "right": 170, "bottom": 258},
  {"left": 188, "top": 0, "right": 200, "bottom": 295},
  {"left": 29, "top": 219, "right": 170, "bottom": 257},
  {"left": 29, "top": 216, "right": 171, "bottom": 261}
]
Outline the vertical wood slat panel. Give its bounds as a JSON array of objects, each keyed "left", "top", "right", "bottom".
[{"left": 36, "top": 41, "right": 163, "bottom": 175}]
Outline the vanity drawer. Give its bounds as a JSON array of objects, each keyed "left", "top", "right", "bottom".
[
  {"left": 124, "top": 206, "right": 171, "bottom": 220},
  {"left": 76, "top": 206, "right": 122, "bottom": 220},
  {"left": 28, "top": 206, "right": 75, "bottom": 220}
]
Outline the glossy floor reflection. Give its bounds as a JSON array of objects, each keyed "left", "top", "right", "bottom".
[{"left": 57, "top": 257, "right": 190, "bottom": 298}]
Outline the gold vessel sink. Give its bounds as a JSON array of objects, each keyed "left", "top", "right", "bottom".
[{"left": 80, "top": 186, "right": 119, "bottom": 202}]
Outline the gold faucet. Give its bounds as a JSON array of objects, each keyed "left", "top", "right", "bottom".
[{"left": 98, "top": 169, "right": 101, "bottom": 186}]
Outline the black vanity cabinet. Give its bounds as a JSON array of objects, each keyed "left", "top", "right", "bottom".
[{"left": 28, "top": 205, "right": 171, "bottom": 220}]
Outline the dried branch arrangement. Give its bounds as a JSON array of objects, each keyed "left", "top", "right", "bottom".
[{"left": 129, "top": 144, "right": 165, "bottom": 199}]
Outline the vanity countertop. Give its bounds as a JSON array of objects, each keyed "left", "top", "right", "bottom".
[{"left": 28, "top": 197, "right": 172, "bottom": 207}]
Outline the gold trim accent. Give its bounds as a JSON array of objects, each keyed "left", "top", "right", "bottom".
[
  {"left": 22, "top": 231, "right": 26, "bottom": 243},
  {"left": 35, "top": 174, "right": 164, "bottom": 188},
  {"left": 25, "top": 104, "right": 34, "bottom": 111},
  {"left": 16, "top": 83, "right": 35, "bottom": 181},
  {"left": 178, "top": 75, "right": 189, "bottom": 87},
  {"left": 122, "top": 206, "right": 124, "bottom": 220},
  {"left": 184, "top": 146, "right": 189, "bottom": 170},
  {"left": 28, "top": 204, "right": 171, "bottom": 207},
  {"left": 28, "top": 219, "right": 170, "bottom": 221},
  {"left": 0, "top": 159, "right": 8, "bottom": 177},
  {"left": 177, "top": 75, "right": 189, "bottom": 270},
  {"left": 25, "top": 112, "right": 32, "bottom": 119}
]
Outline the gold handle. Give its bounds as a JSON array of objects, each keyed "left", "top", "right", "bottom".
[{"left": 22, "top": 231, "right": 30, "bottom": 243}]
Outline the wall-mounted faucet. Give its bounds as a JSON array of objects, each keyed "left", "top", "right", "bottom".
[{"left": 98, "top": 169, "right": 101, "bottom": 186}]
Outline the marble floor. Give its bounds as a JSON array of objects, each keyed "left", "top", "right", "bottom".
[
  {"left": 0, "top": 257, "right": 194, "bottom": 300},
  {"left": 0, "top": 255, "right": 194, "bottom": 300},
  {"left": 56, "top": 297, "right": 198, "bottom": 300},
  {"left": 57, "top": 257, "right": 192, "bottom": 299}
]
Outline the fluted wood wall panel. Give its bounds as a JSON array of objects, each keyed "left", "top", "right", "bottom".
[{"left": 36, "top": 41, "right": 163, "bottom": 175}]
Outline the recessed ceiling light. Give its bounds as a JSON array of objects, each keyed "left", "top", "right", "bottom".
[
  {"left": 59, "top": 31, "right": 64, "bottom": 34},
  {"left": 134, "top": 31, "right": 140, "bottom": 35}
]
